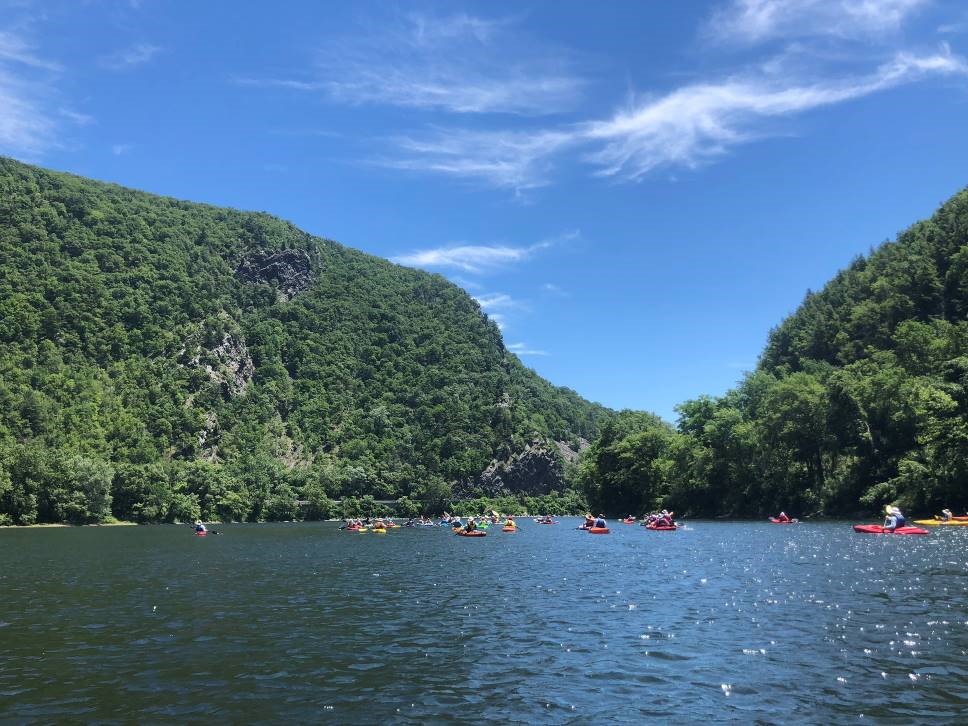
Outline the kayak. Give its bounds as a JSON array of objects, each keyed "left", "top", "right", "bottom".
[
  {"left": 621, "top": 519, "right": 636, "bottom": 525},
  {"left": 371, "top": 528, "right": 387, "bottom": 534},
  {"left": 769, "top": 518, "right": 798, "bottom": 524},
  {"left": 646, "top": 523, "right": 677, "bottom": 531},
  {"left": 537, "top": 521, "right": 556, "bottom": 525},
  {"left": 588, "top": 527, "right": 610, "bottom": 534},
  {"left": 502, "top": 526, "right": 517, "bottom": 533},
  {"left": 912, "top": 519, "right": 968, "bottom": 526},
  {"left": 852, "top": 524, "right": 929, "bottom": 535},
  {"left": 456, "top": 530, "right": 486, "bottom": 537},
  {"left": 195, "top": 531, "right": 207, "bottom": 537}
]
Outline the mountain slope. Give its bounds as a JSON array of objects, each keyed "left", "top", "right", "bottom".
[{"left": 0, "top": 158, "right": 608, "bottom": 524}]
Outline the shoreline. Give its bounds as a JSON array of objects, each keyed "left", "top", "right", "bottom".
[{"left": 0, "top": 521, "right": 140, "bottom": 529}]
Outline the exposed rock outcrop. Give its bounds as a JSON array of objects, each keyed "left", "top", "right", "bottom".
[
  {"left": 236, "top": 248, "right": 314, "bottom": 300},
  {"left": 183, "top": 330, "right": 254, "bottom": 398},
  {"left": 456, "top": 437, "right": 573, "bottom": 498}
]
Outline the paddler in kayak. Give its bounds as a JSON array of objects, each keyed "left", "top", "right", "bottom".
[
  {"left": 883, "top": 505, "right": 906, "bottom": 532},
  {"left": 581, "top": 514, "right": 595, "bottom": 530},
  {"left": 194, "top": 520, "right": 207, "bottom": 534},
  {"left": 504, "top": 515, "right": 515, "bottom": 528},
  {"left": 775, "top": 511, "right": 791, "bottom": 523},
  {"left": 594, "top": 514, "right": 607, "bottom": 528},
  {"left": 464, "top": 517, "right": 478, "bottom": 533},
  {"left": 939, "top": 508, "right": 953, "bottom": 522}
]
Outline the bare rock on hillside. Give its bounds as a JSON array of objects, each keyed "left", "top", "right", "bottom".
[
  {"left": 456, "top": 437, "right": 568, "bottom": 498},
  {"left": 236, "top": 248, "right": 315, "bottom": 300}
]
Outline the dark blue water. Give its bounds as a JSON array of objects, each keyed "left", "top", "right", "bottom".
[{"left": 2, "top": 520, "right": 968, "bottom": 722}]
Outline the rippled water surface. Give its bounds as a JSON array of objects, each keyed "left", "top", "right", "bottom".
[{"left": 2, "top": 520, "right": 968, "bottom": 722}]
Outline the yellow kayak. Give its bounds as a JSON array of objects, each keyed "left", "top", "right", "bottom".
[
  {"left": 912, "top": 519, "right": 968, "bottom": 526},
  {"left": 372, "top": 528, "right": 387, "bottom": 534}
]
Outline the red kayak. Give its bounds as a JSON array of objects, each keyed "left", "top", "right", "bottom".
[
  {"left": 456, "top": 530, "right": 487, "bottom": 537},
  {"left": 195, "top": 531, "right": 207, "bottom": 537},
  {"left": 621, "top": 519, "right": 635, "bottom": 525},
  {"left": 852, "top": 524, "right": 929, "bottom": 535},
  {"left": 646, "top": 524, "right": 677, "bottom": 531},
  {"left": 769, "top": 518, "right": 798, "bottom": 524},
  {"left": 502, "top": 526, "right": 517, "bottom": 532},
  {"left": 588, "top": 527, "right": 610, "bottom": 534}
]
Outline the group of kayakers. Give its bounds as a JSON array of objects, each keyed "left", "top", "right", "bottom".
[{"left": 642, "top": 510, "right": 675, "bottom": 527}]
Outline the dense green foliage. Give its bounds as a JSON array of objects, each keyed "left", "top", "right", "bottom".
[
  {"left": 0, "top": 158, "right": 608, "bottom": 525},
  {"left": 582, "top": 189, "right": 968, "bottom": 518}
]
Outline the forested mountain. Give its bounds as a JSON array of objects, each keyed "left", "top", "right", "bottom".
[
  {"left": 0, "top": 158, "right": 608, "bottom": 525},
  {"left": 581, "top": 188, "right": 968, "bottom": 518}
]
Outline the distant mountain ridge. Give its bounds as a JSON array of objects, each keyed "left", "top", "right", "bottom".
[{"left": 0, "top": 157, "right": 608, "bottom": 525}]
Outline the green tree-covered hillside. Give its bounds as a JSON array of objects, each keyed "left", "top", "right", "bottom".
[
  {"left": 0, "top": 158, "right": 608, "bottom": 524},
  {"left": 581, "top": 188, "right": 968, "bottom": 518}
]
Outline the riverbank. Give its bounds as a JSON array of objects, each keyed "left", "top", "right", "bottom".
[{"left": 0, "top": 520, "right": 139, "bottom": 529}]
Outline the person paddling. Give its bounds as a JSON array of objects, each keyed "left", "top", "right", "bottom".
[
  {"left": 939, "top": 508, "right": 953, "bottom": 522},
  {"left": 194, "top": 520, "right": 207, "bottom": 534},
  {"left": 776, "top": 511, "right": 790, "bottom": 523},
  {"left": 594, "top": 514, "right": 607, "bottom": 528},
  {"left": 883, "top": 505, "right": 906, "bottom": 532}
]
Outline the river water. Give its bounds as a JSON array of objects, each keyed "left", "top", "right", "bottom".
[{"left": 1, "top": 520, "right": 967, "bottom": 723}]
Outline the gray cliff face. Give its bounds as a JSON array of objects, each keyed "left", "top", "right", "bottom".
[
  {"left": 456, "top": 437, "right": 583, "bottom": 498},
  {"left": 197, "top": 331, "right": 255, "bottom": 397},
  {"left": 236, "top": 248, "right": 314, "bottom": 300}
]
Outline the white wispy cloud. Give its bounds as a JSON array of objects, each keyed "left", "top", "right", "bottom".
[
  {"left": 705, "top": 0, "right": 929, "bottom": 45},
  {"left": 541, "top": 283, "right": 568, "bottom": 296},
  {"left": 0, "top": 68, "right": 54, "bottom": 156},
  {"left": 394, "top": 240, "right": 552, "bottom": 273},
  {"left": 380, "top": 45, "right": 966, "bottom": 187},
  {"left": 383, "top": 127, "right": 576, "bottom": 191},
  {"left": 473, "top": 292, "right": 518, "bottom": 311},
  {"left": 111, "top": 143, "right": 132, "bottom": 155},
  {"left": 0, "top": 30, "right": 61, "bottom": 71},
  {"left": 243, "top": 12, "right": 583, "bottom": 115},
  {"left": 0, "top": 27, "right": 64, "bottom": 158},
  {"left": 59, "top": 108, "right": 95, "bottom": 125},
  {"left": 100, "top": 43, "right": 161, "bottom": 70},
  {"left": 507, "top": 342, "right": 549, "bottom": 356},
  {"left": 582, "top": 47, "right": 968, "bottom": 180}
]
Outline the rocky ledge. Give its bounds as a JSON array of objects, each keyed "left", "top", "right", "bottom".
[
  {"left": 236, "top": 248, "right": 315, "bottom": 300},
  {"left": 456, "top": 437, "right": 583, "bottom": 498}
]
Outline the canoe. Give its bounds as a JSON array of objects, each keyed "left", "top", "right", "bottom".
[
  {"left": 456, "top": 530, "right": 486, "bottom": 537},
  {"left": 588, "top": 527, "right": 610, "bottom": 534},
  {"left": 769, "top": 518, "right": 798, "bottom": 524},
  {"left": 912, "top": 519, "right": 968, "bottom": 526},
  {"left": 502, "top": 526, "right": 517, "bottom": 532},
  {"left": 852, "top": 524, "right": 929, "bottom": 535}
]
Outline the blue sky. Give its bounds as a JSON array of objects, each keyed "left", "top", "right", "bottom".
[{"left": 3, "top": 0, "right": 968, "bottom": 421}]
